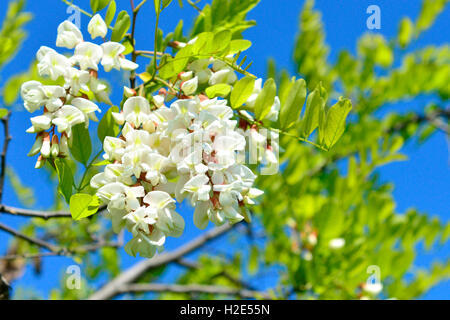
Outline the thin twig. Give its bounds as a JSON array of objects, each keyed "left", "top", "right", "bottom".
[
  {"left": 0, "top": 111, "right": 12, "bottom": 203},
  {"left": 0, "top": 222, "right": 59, "bottom": 252},
  {"left": 88, "top": 223, "right": 234, "bottom": 300},
  {"left": 0, "top": 204, "right": 106, "bottom": 220},
  {"left": 118, "top": 283, "right": 272, "bottom": 299}
]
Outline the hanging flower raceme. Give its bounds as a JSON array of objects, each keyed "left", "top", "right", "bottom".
[
  {"left": 90, "top": 93, "right": 265, "bottom": 258},
  {"left": 21, "top": 15, "right": 137, "bottom": 168},
  {"left": 21, "top": 12, "right": 293, "bottom": 260}
]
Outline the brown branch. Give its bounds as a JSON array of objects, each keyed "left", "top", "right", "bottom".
[
  {"left": 0, "top": 221, "right": 59, "bottom": 252},
  {"left": 117, "top": 283, "right": 272, "bottom": 299},
  {"left": 176, "top": 258, "right": 257, "bottom": 291},
  {"left": 0, "top": 111, "right": 12, "bottom": 203},
  {"left": 88, "top": 223, "right": 234, "bottom": 300},
  {"left": 0, "top": 204, "right": 106, "bottom": 220}
]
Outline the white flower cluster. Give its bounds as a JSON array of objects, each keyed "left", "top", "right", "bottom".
[
  {"left": 21, "top": 15, "right": 138, "bottom": 167},
  {"left": 91, "top": 94, "right": 265, "bottom": 258}
]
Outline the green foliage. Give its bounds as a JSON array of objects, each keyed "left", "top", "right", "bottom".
[
  {"left": 70, "top": 124, "right": 92, "bottom": 165},
  {"left": 190, "top": 0, "right": 260, "bottom": 38},
  {"left": 111, "top": 10, "right": 131, "bottom": 42},
  {"left": 254, "top": 78, "right": 276, "bottom": 120},
  {"left": 104, "top": 0, "right": 116, "bottom": 26},
  {"left": 97, "top": 106, "right": 120, "bottom": 143},
  {"left": 55, "top": 158, "right": 74, "bottom": 204},
  {"left": 0, "top": 0, "right": 32, "bottom": 69},
  {"left": 90, "top": 0, "right": 111, "bottom": 13},
  {"left": 70, "top": 193, "right": 100, "bottom": 220},
  {"left": 230, "top": 76, "right": 255, "bottom": 109}
]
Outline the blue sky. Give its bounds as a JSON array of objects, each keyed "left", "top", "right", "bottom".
[{"left": 0, "top": 0, "right": 448, "bottom": 299}]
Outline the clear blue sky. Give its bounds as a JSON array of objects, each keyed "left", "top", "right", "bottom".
[{"left": 0, "top": 0, "right": 448, "bottom": 299}]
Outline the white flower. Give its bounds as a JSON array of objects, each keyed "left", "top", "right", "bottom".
[
  {"left": 363, "top": 282, "right": 383, "bottom": 295},
  {"left": 183, "top": 174, "right": 211, "bottom": 202},
  {"left": 101, "top": 42, "right": 138, "bottom": 72},
  {"left": 29, "top": 114, "right": 53, "bottom": 132},
  {"left": 21, "top": 81, "right": 45, "bottom": 113},
  {"left": 56, "top": 20, "right": 83, "bottom": 49},
  {"left": 103, "top": 136, "right": 126, "bottom": 160},
  {"left": 64, "top": 67, "right": 90, "bottom": 94},
  {"left": 88, "top": 14, "right": 107, "bottom": 39},
  {"left": 71, "top": 97, "right": 101, "bottom": 125},
  {"left": 72, "top": 42, "right": 103, "bottom": 70},
  {"left": 329, "top": 238, "right": 345, "bottom": 250},
  {"left": 209, "top": 67, "right": 237, "bottom": 86},
  {"left": 52, "top": 105, "right": 85, "bottom": 134},
  {"left": 181, "top": 76, "right": 198, "bottom": 95},
  {"left": 123, "top": 96, "right": 151, "bottom": 127},
  {"left": 37, "top": 51, "right": 72, "bottom": 80},
  {"left": 42, "top": 86, "right": 66, "bottom": 112}
]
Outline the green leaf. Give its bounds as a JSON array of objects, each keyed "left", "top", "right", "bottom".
[
  {"left": 55, "top": 159, "right": 74, "bottom": 204},
  {"left": 105, "top": 0, "right": 116, "bottom": 26},
  {"left": 92, "top": 159, "right": 112, "bottom": 167},
  {"left": 111, "top": 10, "right": 131, "bottom": 42},
  {"left": 398, "top": 17, "right": 414, "bottom": 49},
  {"left": 70, "top": 193, "right": 100, "bottom": 220},
  {"left": 212, "top": 30, "right": 232, "bottom": 53},
  {"left": 162, "top": 0, "right": 173, "bottom": 9},
  {"left": 321, "top": 97, "right": 352, "bottom": 149},
  {"left": 300, "top": 83, "right": 326, "bottom": 138},
  {"left": 254, "top": 78, "right": 276, "bottom": 120},
  {"left": 205, "top": 84, "right": 231, "bottom": 98},
  {"left": 90, "top": 0, "right": 110, "bottom": 13},
  {"left": 228, "top": 39, "right": 252, "bottom": 55},
  {"left": 230, "top": 76, "right": 255, "bottom": 109},
  {"left": 279, "top": 78, "right": 306, "bottom": 130},
  {"left": 70, "top": 123, "right": 92, "bottom": 165},
  {"left": 0, "top": 108, "right": 8, "bottom": 118},
  {"left": 97, "top": 106, "right": 120, "bottom": 143},
  {"left": 154, "top": 0, "right": 161, "bottom": 14},
  {"left": 248, "top": 246, "right": 259, "bottom": 275}
]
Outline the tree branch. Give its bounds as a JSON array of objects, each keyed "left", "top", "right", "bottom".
[
  {"left": 0, "top": 111, "right": 12, "bottom": 203},
  {"left": 0, "top": 221, "right": 59, "bottom": 252},
  {"left": 117, "top": 283, "right": 272, "bottom": 299},
  {"left": 0, "top": 204, "right": 106, "bottom": 219},
  {"left": 88, "top": 223, "right": 234, "bottom": 300}
]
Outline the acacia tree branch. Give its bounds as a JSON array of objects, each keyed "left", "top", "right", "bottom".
[
  {"left": 0, "top": 221, "right": 59, "bottom": 252},
  {"left": 117, "top": 283, "right": 272, "bottom": 299},
  {"left": 176, "top": 258, "right": 257, "bottom": 291},
  {"left": 88, "top": 223, "right": 234, "bottom": 300},
  {"left": 0, "top": 111, "right": 12, "bottom": 203},
  {"left": 0, "top": 204, "right": 106, "bottom": 219}
]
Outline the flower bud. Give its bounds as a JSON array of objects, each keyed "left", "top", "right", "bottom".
[
  {"left": 35, "top": 155, "right": 46, "bottom": 169},
  {"left": 152, "top": 95, "right": 165, "bottom": 108},
  {"left": 40, "top": 132, "right": 51, "bottom": 158},
  {"left": 181, "top": 76, "right": 198, "bottom": 96},
  {"left": 143, "top": 120, "right": 156, "bottom": 133},
  {"left": 88, "top": 14, "right": 107, "bottom": 40},
  {"left": 51, "top": 135, "right": 60, "bottom": 158},
  {"left": 123, "top": 86, "right": 136, "bottom": 98},
  {"left": 59, "top": 133, "right": 70, "bottom": 157},
  {"left": 27, "top": 134, "right": 44, "bottom": 157},
  {"left": 112, "top": 111, "right": 125, "bottom": 125},
  {"left": 179, "top": 71, "right": 193, "bottom": 82}
]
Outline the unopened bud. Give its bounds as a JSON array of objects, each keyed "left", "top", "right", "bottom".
[
  {"left": 123, "top": 86, "right": 136, "bottom": 98},
  {"left": 112, "top": 111, "right": 125, "bottom": 125},
  {"left": 152, "top": 95, "right": 165, "bottom": 108},
  {"left": 40, "top": 132, "right": 51, "bottom": 158},
  {"left": 35, "top": 155, "right": 45, "bottom": 169},
  {"left": 179, "top": 71, "right": 193, "bottom": 82},
  {"left": 27, "top": 134, "right": 44, "bottom": 157},
  {"left": 51, "top": 135, "right": 60, "bottom": 158},
  {"left": 181, "top": 76, "right": 198, "bottom": 96},
  {"left": 143, "top": 120, "right": 156, "bottom": 133},
  {"left": 59, "top": 133, "right": 69, "bottom": 157}
]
